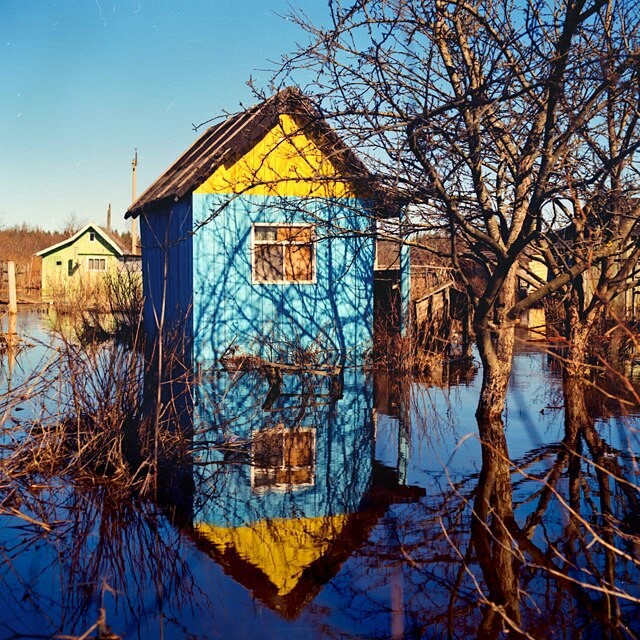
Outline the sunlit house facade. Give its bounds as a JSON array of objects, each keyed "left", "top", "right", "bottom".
[{"left": 126, "top": 88, "right": 388, "bottom": 367}]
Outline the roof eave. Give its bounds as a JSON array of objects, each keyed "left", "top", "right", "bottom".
[{"left": 35, "top": 223, "right": 125, "bottom": 257}]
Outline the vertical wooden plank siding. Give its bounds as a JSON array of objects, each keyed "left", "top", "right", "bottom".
[
  {"left": 192, "top": 193, "right": 374, "bottom": 366},
  {"left": 139, "top": 199, "right": 193, "bottom": 354},
  {"left": 400, "top": 237, "right": 412, "bottom": 336}
]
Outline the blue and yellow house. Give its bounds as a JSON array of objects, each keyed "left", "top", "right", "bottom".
[{"left": 126, "top": 88, "right": 391, "bottom": 367}]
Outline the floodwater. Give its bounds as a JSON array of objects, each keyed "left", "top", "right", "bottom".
[{"left": 0, "top": 311, "right": 639, "bottom": 639}]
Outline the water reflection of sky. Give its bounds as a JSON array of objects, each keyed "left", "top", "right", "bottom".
[
  {"left": 0, "top": 310, "right": 57, "bottom": 388},
  {"left": 0, "top": 313, "right": 639, "bottom": 638},
  {"left": 375, "top": 349, "right": 567, "bottom": 487}
]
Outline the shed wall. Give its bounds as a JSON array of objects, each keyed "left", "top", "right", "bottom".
[
  {"left": 139, "top": 199, "right": 193, "bottom": 354},
  {"left": 192, "top": 193, "right": 374, "bottom": 366}
]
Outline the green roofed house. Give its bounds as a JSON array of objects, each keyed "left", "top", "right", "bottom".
[{"left": 35, "top": 223, "right": 133, "bottom": 301}]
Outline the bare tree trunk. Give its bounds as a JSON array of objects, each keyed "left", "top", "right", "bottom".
[
  {"left": 563, "top": 365, "right": 592, "bottom": 432},
  {"left": 476, "top": 268, "right": 518, "bottom": 422},
  {"left": 462, "top": 296, "right": 473, "bottom": 359},
  {"left": 564, "top": 292, "right": 596, "bottom": 379}
]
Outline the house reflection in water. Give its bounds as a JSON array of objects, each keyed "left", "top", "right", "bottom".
[{"left": 190, "top": 368, "right": 423, "bottom": 617}]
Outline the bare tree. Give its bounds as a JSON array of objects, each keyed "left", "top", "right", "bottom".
[
  {"left": 269, "top": 0, "right": 640, "bottom": 421},
  {"left": 63, "top": 211, "right": 83, "bottom": 237},
  {"left": 544, "top": 45, "right": 639, "bottom": 378}
]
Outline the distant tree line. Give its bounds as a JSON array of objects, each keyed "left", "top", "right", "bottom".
[{"left": 0, "top": 224, "right": 66, "bottom": 265}]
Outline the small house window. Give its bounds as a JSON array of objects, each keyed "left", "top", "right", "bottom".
[
  {"left": 55, "top": 260, "right": 62, "bottom": 267},
  {"left": 87, "top": 257, "right": 107, "bottom": 271},
  {"left": 253, "top": 224, "right": 315, "bottom": 283},
  {"left": 89, "top": 232, "right": 95, "bottom": 241}
]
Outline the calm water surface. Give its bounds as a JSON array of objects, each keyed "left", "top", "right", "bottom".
[{"left": 0, "top": 312, "right": 638, "bottom": 638}]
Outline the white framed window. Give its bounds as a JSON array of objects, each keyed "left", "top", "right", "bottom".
[
  {"left": 89, "top": 232, "right": 96, "bottom": 242},
  {"left": 251, "top": 426, "right": 316, "bottom": 492},
  {"left": 252, "top": 224, "right": 315, "bottom": 284},
  {"left": 87, "top": 257, "right": 107, "bottom": 271}
]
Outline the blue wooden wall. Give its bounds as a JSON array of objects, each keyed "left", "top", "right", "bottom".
[
  {"left": 192, "top": 193, "right": 374, "bottom": 367},
  {"left": 139, "top": 199, "right": 193, "bottom": 356}
]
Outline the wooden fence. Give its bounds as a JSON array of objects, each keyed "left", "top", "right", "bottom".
[{"left": 0, "top": 258, "right": 41, "bottom": 300}]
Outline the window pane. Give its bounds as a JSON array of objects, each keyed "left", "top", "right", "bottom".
[
  {"left": 276, "top": 226, "right": 292, "bottom": 242},
  {"left": 285, "top": 244, "right": 313, "bottom": 281},
  {"left": 88, "top": 258, "right": 94, "bottom": 270},
  {"left": 275, "top": 466, "right": 314, "bottom": 485},
  {"left": 292, "top": 227, "right": 313, "bottom": 243},
  {"left": 254, "top": 226, "right": 277, "bottom": 242},
  {"left": 277, "top": 226, "right": 312, "bottom": 243},
  {"left": 253, "top": 468, "right": 276, "bottom": 490},
  {"left": 283, "top": 430, "right": 314, "bottom": 467},
  {"left": 254, "top": 244, "right": 284, "bottom": 281}
]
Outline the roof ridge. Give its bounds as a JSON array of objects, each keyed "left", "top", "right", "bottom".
[
  {"left": 95, "top": 225, "right": 129, "bottom": 253},
  {"left": 35, "top": 222, "right": 126, "bottom": 257},
  {"left": 126, "top": 87, "right": 379, "bottom": 219}
]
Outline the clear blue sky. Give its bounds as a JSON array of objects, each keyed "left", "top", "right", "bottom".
[{"left": 0, "top": 1, "right": 326, "bottom": 233}]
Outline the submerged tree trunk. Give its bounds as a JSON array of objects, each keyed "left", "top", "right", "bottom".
[
  {"left": 472, "top": 415, "right": 523, "bottom": 638},
  {"left": 475, "top": 325, "right": 516, "bottom": 421},
  {"left": 564, "top": 292, "right": 597, "bottom": 379},
  {"left": 470, "top": 268, "right": 525, "bottom": 636},
  {"left": 562, "top": 370, "right": 624, "bottom": 634}
]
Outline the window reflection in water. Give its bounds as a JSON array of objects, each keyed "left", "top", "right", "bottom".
[
  {"left": 191, "top": 367, "right": 425, "bottom": 615},
  {"left": 251, "top": 426, "right": 316, "bottom": 491}
]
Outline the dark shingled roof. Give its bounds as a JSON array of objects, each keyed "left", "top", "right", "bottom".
[
  {"left": 101, "top": 225, "right": 130, "bottom": 254},
  {"left": 126, "top": 87, "right": 386, "bottom": 219}
]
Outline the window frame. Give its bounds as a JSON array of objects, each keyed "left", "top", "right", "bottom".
[
  {"left": 251, "top": 223, "right": 316, "bottom": 285},
  {"left": 87, "top": 256, "right": 107, "bottom": 272}
]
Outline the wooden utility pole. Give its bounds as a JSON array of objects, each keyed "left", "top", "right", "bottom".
[
  {"left": 131, "top": 148, "right": 139, "bottom": 255},
  {"left": 4, "top": 261, "right": 18, "bottom": 385}
]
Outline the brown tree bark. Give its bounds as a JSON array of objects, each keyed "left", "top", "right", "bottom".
[{"left": 475, "top": 268, "right": 518, "bottom": 422}]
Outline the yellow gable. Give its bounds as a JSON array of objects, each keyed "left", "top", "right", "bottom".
[
  {"left": 196, "top": 514, "right": 349, "bottom": 596},
  {"left": 194, "top": 114, "right": 355, "bottom": 199}
]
